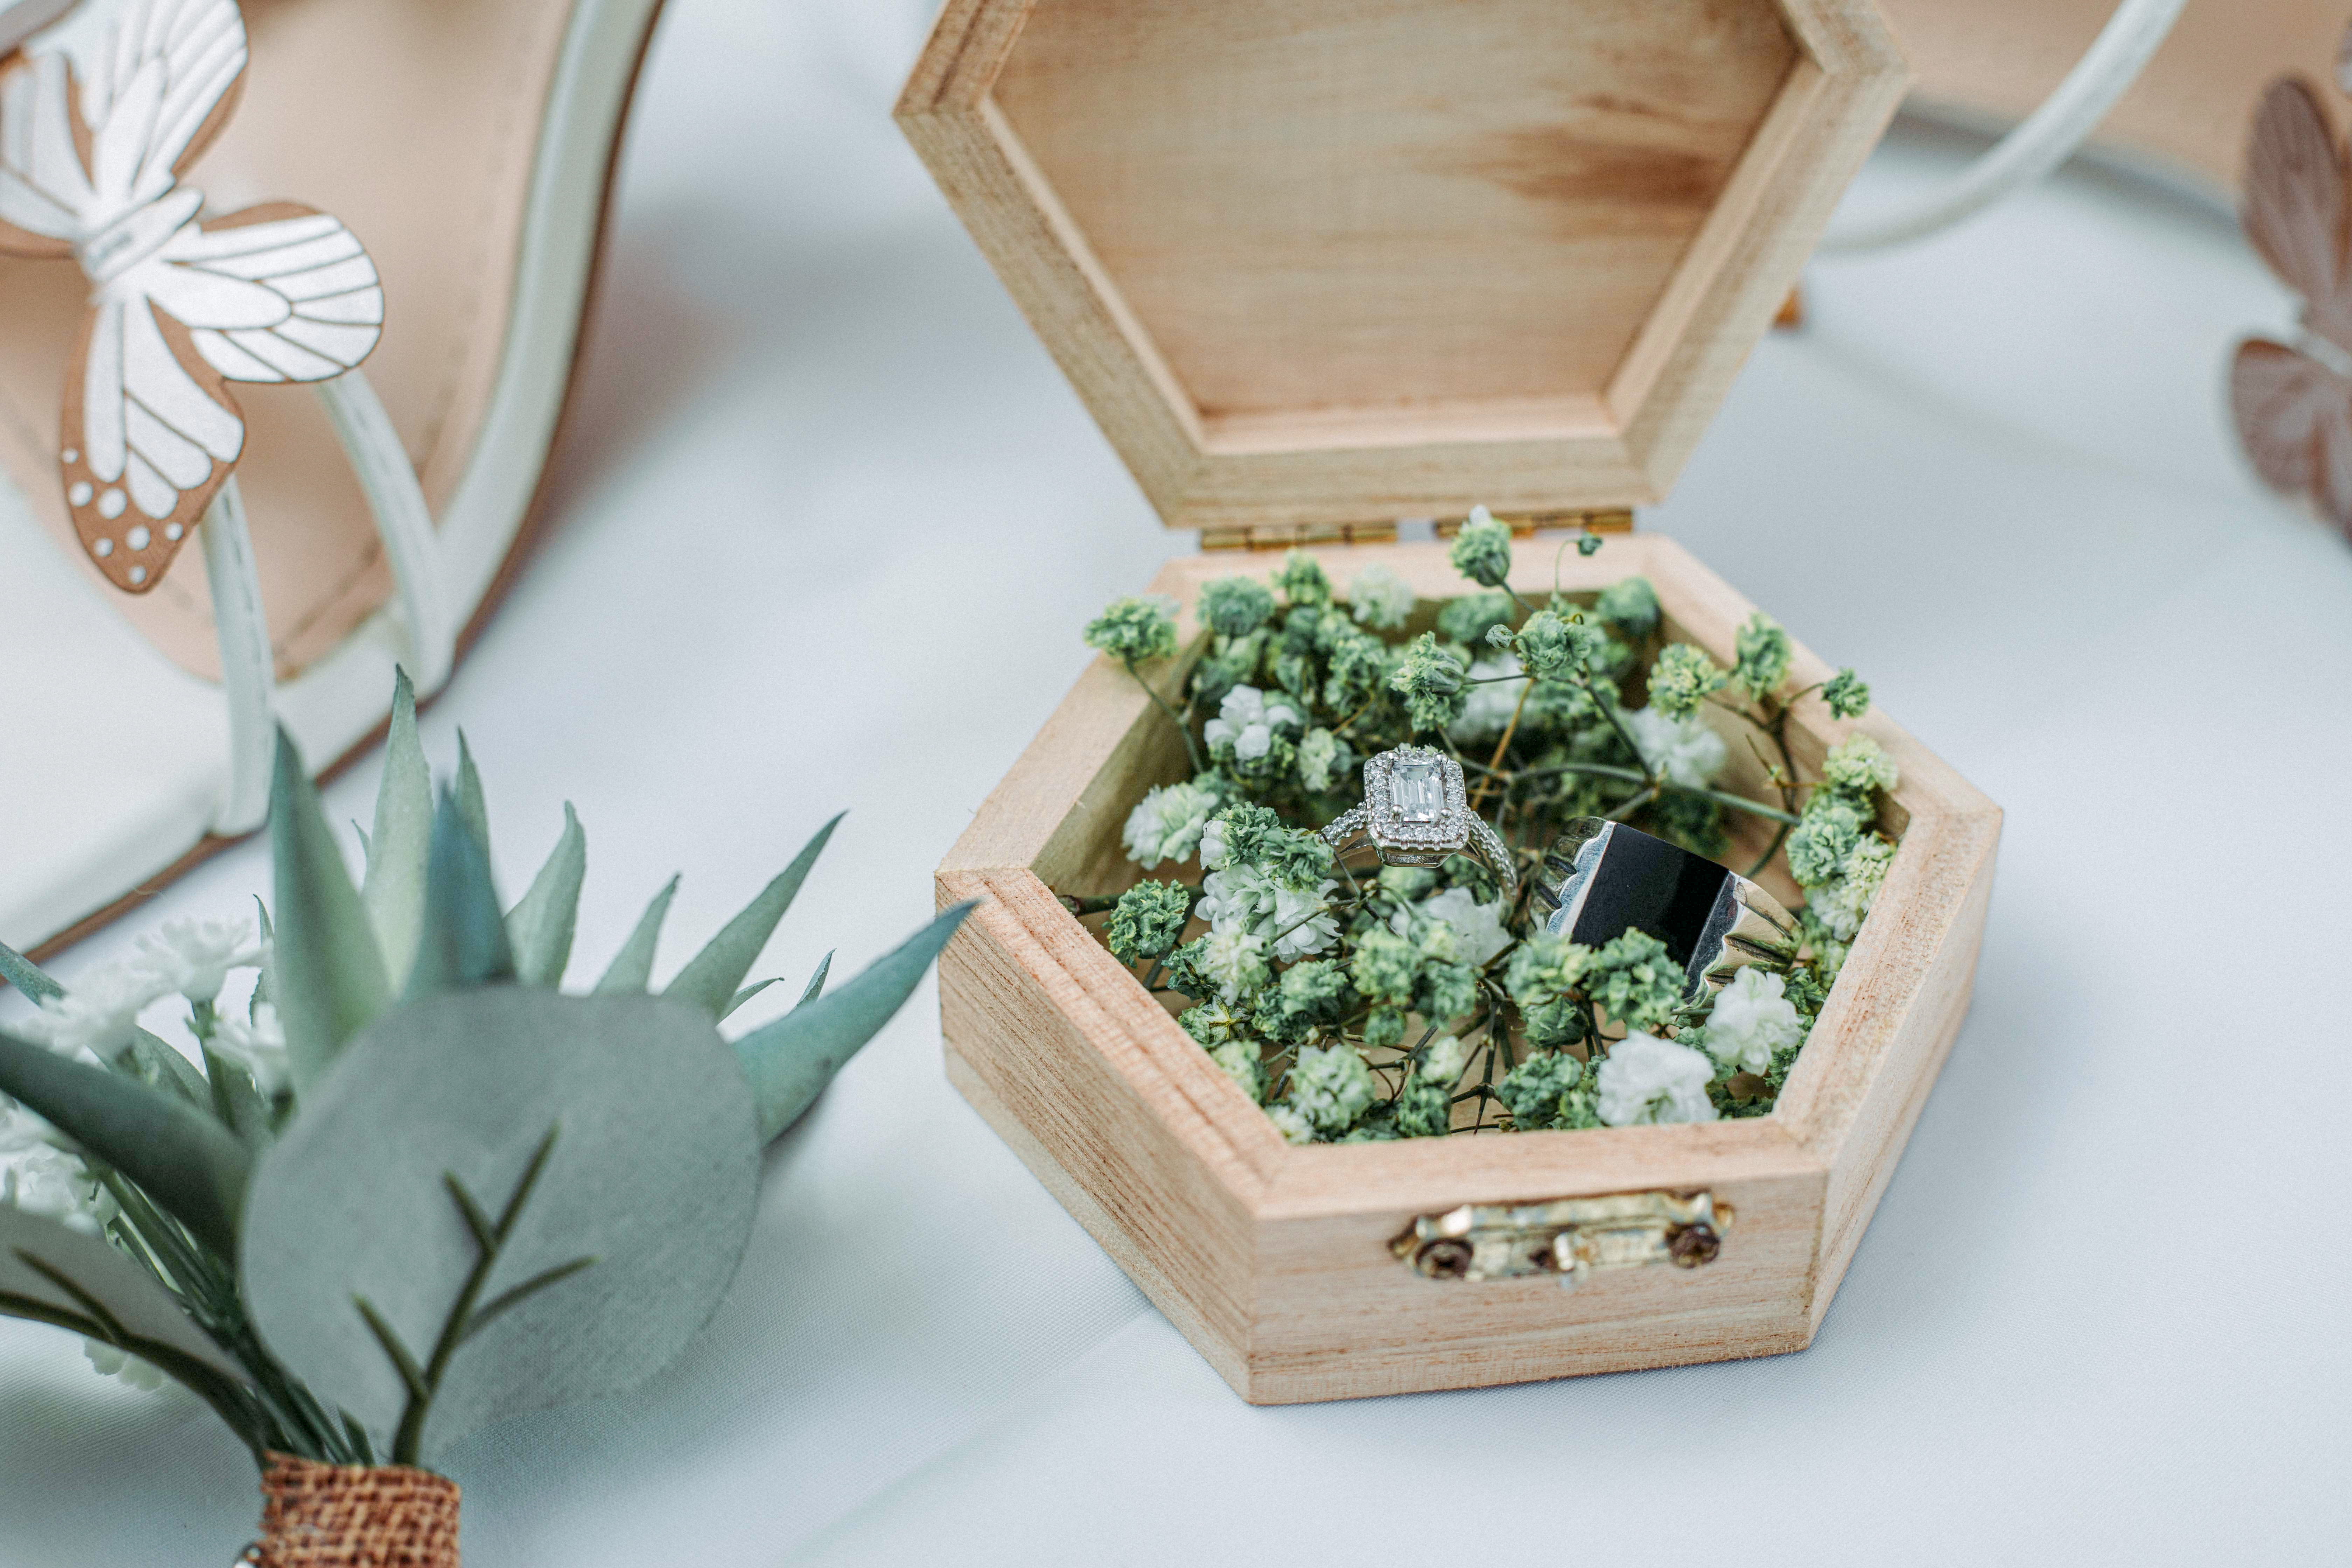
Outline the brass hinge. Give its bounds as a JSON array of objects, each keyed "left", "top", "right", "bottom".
[
  {"left": 1391, "top": 1190, "right": 1730, "bottom": 1288},
  {"left": 1200, "top": 520, "right": 1400, "bottom": 552},
  {"left": 1430, "top": 508, "right": 1634, "bottom": 540}
]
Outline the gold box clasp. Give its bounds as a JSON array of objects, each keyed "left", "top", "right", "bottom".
[{"left": 1391, "top": 1190, "right": 1731, "bottom": 1289}]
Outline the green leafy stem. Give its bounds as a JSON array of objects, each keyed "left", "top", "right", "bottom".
[{"left": 354, "top": 1125, "right": 595, "bottom": 1467}]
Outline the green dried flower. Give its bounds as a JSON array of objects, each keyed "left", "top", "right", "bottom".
[
  {"left": 1362, "top": 1007, "right": 1407, "bottom": 1049},
  {"left": 1394, "top": 1080, "right": 1452, "bottom": 1138},
  {"left": 1592, "top": 576, "right": 1660, "bottom": 638},
  {"left": 1731, "top": 612, "right": 1792, "bottom": 701},
  {"left": 1321, "top": 628, "right": 1393, "bottom": 713},
  {"left": 1275, "top": 550, "right": 1332, "bottom": 607},
  {"left": 1436, "top": 589, "right": 1516, "bottom": 648},
  {"left": 1199, "top": 801, "right": 1332, "bottom": 887},
  {"left": 1576, "top": 533, "right": 1604, "bottom": 557},
  {"left": 1347, "top": 564, "right": 1415, "bottom": 630},
  {"left": 1503, "top": 930, "right": 1591, "bottom": 1009},
  {"left": 1822, "top": 667, "right": 1870, "bottom": 720},
  {"left": 1646, "top": 642, "right": 1727, "bottom": 719},
  {"left": 1389, "top": 632, "right": 1468, "bottom": 733},
  {"left": 1084, "top": 595, "right": 1179, "bottom": 665},
  {"left": 1348, "top": 927, "right": 1419, "bottom": 1008},
  {"left": 1198, "top": 576, "right": 1276, "bottom": 639},
  {"left": 1296, "top": 727, "right": 1349, "bottom": 794},
  {"left": 1416, "top": 959, "right": 1479, "bottom": 1025},
  {"left": 1285, "top": 1043, "right": 1376, "bottom": 1133},
  {"left": 1419, "top": 1034, "right": 1468, "bottom": 1084},
  {"left": 1254, "top": 958, "right": 1356, "bottom": 1044},
  {"left": 1785, "top": 796, "right": 1865, "bottom": 888},
  {"left": 1190, "top": 632, "right": 1264, "bottom": 709},
  {"left": 1497, "top": 1050, "right": 1583, "bottom": 1130},
  {"left": 1209, "top": 1040, "right": 1266, "bottom": 1102},
  {"left": 1449, "top": 505, "right": 1514, "bottom": 588},
  {"left": 1179, "top": 1001, "right": 1246, "bottom": 1048},
  {"left": 1584, "top": 929, "right": 1685, "bottom": 1033},
  {"left": 1508, "top": 608, "right": 1608, "bottom": 681},
  {"left": 1104, "top": 880, "right": 1193, "bottom": 967},
  {"left": 1818, "top": 733, "right": 1899, "bottom": 800}
]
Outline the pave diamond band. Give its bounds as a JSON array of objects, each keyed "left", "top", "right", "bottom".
[{"left": 1320, "top": 746, "right": 1518, "bottom": 900}]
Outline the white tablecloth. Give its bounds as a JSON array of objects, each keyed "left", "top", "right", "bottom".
[{"left": 4, "top": 3, "right": 2347, "bottom": 1562}]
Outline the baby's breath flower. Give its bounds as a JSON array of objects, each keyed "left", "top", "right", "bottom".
[
  {"left": 1786, "top": 797, "right": 1865, "bottom": 888},
  {"left": 1346, "top": 564, "right": 1415, "bottom": 630},
  {"left": 1619, "top": 705, "right": 1727, "bottom": 790},
  {"left": 1585, "top": 930, "right": 1686, "bottom": 1033},
  {"left": 1419, "top": 1034, "right": 1468, "bottom": 1084},
  {"left": 135, "top": 916, "right": 264, "bottom": 1004},
  {"left": 1819, "top": 733, "right": 1899, "bottom": 799},
  {"left": 1284, "top": 1044, "right": 1377, "bottom": 1134},
  {"left": 1321, "top": 630, "right": 1392, "bottom": 712},
  {"left": 1252, "top": 959, "right": 1355, "bottom": 1046},
  {"left": 1594, "top": 1033, "right": 1718, "bottom": 1126},
  {"left": 1416, "top": 960, "right": 1479, "bottom": 1025},
  {"left": 1275, "top": 550, "right": 1332, "bottom": 607},
  {"left": 1122, "top": 779, "right": 1222, "bottom": 868},
  {"left": 1504, "top": 931, "right": 1591, "bottom": 1009},
  {"left": 1197, "top": 576, "right": 1276, "bottom": 638},
  {"left": 1592, "top": 576, "right": 1660, "bottom": 638},
  {"left": 1105, "top": 880, "right": 1194, "bottom": 967},
  {"left": 83, "top": 1341, "right": 168, "bottom": 1393},
  {"left": 1266, "top": 1105, "right": 1317, "bottom": 1145},
  {"left": 1822, "top": 667, "right": 1870, "bottom": 720},
  {"left": 1509, "top": 609, "right": 1606, "bottom": 681},
  {"left": 1400, "top": 887, "right": 1512, "bottom": 968},
  {"left": 1209, "top": 1040, "right": 1266, "bottom": 1102},
  {"left": 1731, "top": 613, "right": 1792, "bottom": 701},
  {"left": 1296, "top": 727, "right": 1349, "bottom": 794},
  {"left": 1394, "top": 1080, "right": 1451, "bottom": 1138},
  {"left": 1646, "top": 642, "right": 1727, "bottom": 719},
  {"left": 1349, "top": 927, "right": 1419, "bottom": 1008},
  {"left": 210, "top": 1003, "right": 289, "bottom": 1096},
  {"left": 1448, "top": 654, "right": 1526, "bottom": 746},
  {"left": 1, "top": 1142, "right": 116, "bottom": 1236},
  {"left": 1809, "top": 833, "right": 1894, "bottom": 941},
  {"left": 13, "top": 959, "right": 172, "bottom": 1062},
  {"left": 1702, "top": 967, "right": 1805, "bottom": 1074},
  {"left": 1389, "top": 633, "right": 1468, "bottom": 733},
  {"left": 1496, "top": 1050, "right": 1582, "bottom": 1130},
  {"left": 1196, "top": 926, "right": 1270, "bottom": 1003},
  {"left": 1180, "top": 1002, "right": 1246, "bottom": 1048},
  {"left": 1435, "top": 589, "right": 1515, "bottom": 648},
  {"left": 1449, "top": 506, "right": 1514, "bottom": 588},
  {"left": 1202, "top": 684, "right": 1303, "bottom": 764},
  {"left": 1084, "top": 595, "right": 1180, "bottom": 665}
]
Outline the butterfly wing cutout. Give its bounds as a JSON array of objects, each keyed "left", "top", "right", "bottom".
[
  {"left": 65, "top": 201, "right": 383, "bottom": 590},
  {"left": 2230, "top": 338, "right": 2352, "bottom": 537},
  {"left": 2243, "top": 78, "right": 2352, "bottom": 358}
]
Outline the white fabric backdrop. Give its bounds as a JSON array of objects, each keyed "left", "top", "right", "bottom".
[{"left": 4, "top": 1, "right": 2348, "bottom": 1562}]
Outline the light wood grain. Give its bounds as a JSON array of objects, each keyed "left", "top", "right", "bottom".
[
  {"left": 933, "top": 537, "right": 2000, "bottom": 1402},
  {"left": 896, "top": 0, "right": 1907, "bottom": 532}
]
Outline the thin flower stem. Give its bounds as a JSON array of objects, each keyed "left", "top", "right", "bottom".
[
  {"left": 1125, "top": 658, "right": 1205, "bottom": 773},
  {"left": 1467, "top": 680, "right": 1535, "bottom": 811}
]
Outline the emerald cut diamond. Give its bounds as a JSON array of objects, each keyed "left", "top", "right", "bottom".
[{"left": 1390, "top": 756, "right": 1446, "bottom": 822}]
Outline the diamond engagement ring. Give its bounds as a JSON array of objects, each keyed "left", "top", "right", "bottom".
[{"left": 1320, "top": 746, "right": 1517, "bottom": 901}]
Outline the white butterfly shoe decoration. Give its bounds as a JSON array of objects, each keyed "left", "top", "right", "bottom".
[{"left": 0, "top": 0, "right": 386, "bottom": 593}]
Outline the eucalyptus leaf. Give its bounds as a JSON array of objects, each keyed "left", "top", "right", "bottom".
[
  {"left": 404, "top": 790, "right": 516, "bottom": 998},
  {"left": 506, "top": 804, "right": 586, "bottom": 989},
  {"left": 733, "top": 902, "right": 975, "bottom": 1141},
  {"left": 270, "top": 728, "right": 391, "bottom": 1094},
  {"left": 0, "top": 940, "right": 62, "bottom": 1002},
  {"left": 0, "top": 1030, "right": 251, "bottom": 1255},
  {"left": 239, "top": 989, "right": 760, "bottom": 1465},
  {"left": 664, "top": 814, "right": 841, "bottom": 1018},
  {"left": 454, "top": 732, "right": 491, "bottom": 860},
  {"left": 0, "top": 1207, "right": 254, "bottom": 1391},
  {"left": 594, "top": 876, "right": 677, "bottom": 995},
  {"left": 363, "top": 668, "right": 433, "bottom": 991}
]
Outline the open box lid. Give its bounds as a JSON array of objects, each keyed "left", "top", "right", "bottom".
[{"left": 897, "top": 0, "right": 1909, "bottom": 538}]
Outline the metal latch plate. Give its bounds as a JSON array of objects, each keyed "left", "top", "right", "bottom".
[{"left": 1391, "top": 1190, "right": 1731, "bottom": 1288}]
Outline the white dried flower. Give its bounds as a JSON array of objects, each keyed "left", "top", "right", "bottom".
[
  {"left": 1122, "top": 779, "right": 1222, "bottom": 868},
  {"left": 1347, "top": 564, "right": 1415, "bottom": 630},
  {"left": 1398, "top": 886, "right": 1512, "bottom": 968},
  {"left": 1, "top": 1143, "right": 117, "bottom": 1236},
  {"left": 1594, "top": 1032, "right": 1719, "bottom": 1126},
  {"left": 1266, "top": 1105, "right": 1317, "bottom": 1145},
  {"left": 1203, "top": 685, "right": 1301, "bottom": 763},
  {"left": 210, "top": 1002, "right": 290, "bottom": 1096},
  {"left": 134, "top": 915, "right": 264, "bottom": 1003},
  {"left": 1285, "top": 1044, "right": 1376, "bottom": 1133},
  {"left": 1198, "top": 926, "right": 1270, "bottom": 1002},
  {"left": 1702, "top": 968, "right": 1804, "bottom": 1075},
  {"left": 1296, "top": 728, "right": 1346, "bottom": 794},
  {"left": 1201, "top": 866, "right": 1338, "bottom": 962},
  {"left": 1448, "top": 654, "right": 1526, "bottom": 746},
  {"left": 1619, "top": 705, "right": 1727, "bottom": 790},
  {"left": 82, "top": 1341, "right": 168, "bottom": 1393},
  {"left": 1268, "top": 882, "right": 1339, "bottom": 962},
  {"left": 1809, "top": 834, "right": 1894, "bottom": 942},
  {"left": 1420, "top": 1034, "right": 1467, "bottom": 1084},
  {"left": 12, "top": 959, "right": 172, "bottom": 1062}
]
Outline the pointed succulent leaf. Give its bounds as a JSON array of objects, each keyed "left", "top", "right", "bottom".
[
  {"left": 454, "top": 732, "right": 492, "bottom": 860},
  {"left": 506, "top": 804, "right": 587, "bottom": 989},
  {"left": 0, "top": 940, "right": 62, "bottom": 1002},
  {"left": 795, "top": 952, "right": 833, "bottom": 1010},
  {"left": 240, "top": 989, "right": 760, "bottom": 1464},
  {"left": 363, "top": 668, "right": 434, "bottom": 991},
  {"left": 595, "top": 876, "right": 678, "bottom": 995},
  {"left": 665, "top": 814, "right": 842, "bottom": 1019},
  {"left": 733, "top": 902, "right": 975, "bottom": 1141},
  {"left": 268, "top": 729, "right": 390, "bottom": 1096},
  {"left": 0, "top": 1206, "right": 254, "bottom": 1390},
  {"left": 404, "top": 790, "right": 516, "bottom": 997},
  {"left": 0, "top": 1030, "right": 251, "bottom": 1255},
  {"left": 720, "top": 978, "right": 778, "bottom": 1021}
]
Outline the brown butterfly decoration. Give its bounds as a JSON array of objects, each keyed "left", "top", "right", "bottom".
[{"left": 2231, "top": 38, "right": 2352, "bottom": 539}]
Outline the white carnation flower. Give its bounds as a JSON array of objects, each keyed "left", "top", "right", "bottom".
[
  {"left": 1268, "top": 881, "right": 1339, "bottom": 961},
  {"left": 1122, "top": 779, "right": 1221, "bottom": 868},
  {"left": 1398, "top": 886, "right": 1512, "bottom": 968},
  {"left": 1448, "top": 654, "right": 1526, "bottom": 746},
  {"left": 1, "top": 1143, "right": 117, "bottom": 1236},
  {"left": 1594, "top": 1032, "right": 1719, "bottom": 1126},
  {"left": 1619, "top": 705, "right": 1728, "bottom": 790},
  {"left": 1198, "top": 926, "right": 1270, "bottom": 1002},
  {"left": 1197, "top": 863, "right": 1275, "bottom": 930},
  {"left": 1296, "top": 728, "right": 1348, "bottom": 793},
  {"left": 1702, "top": 968, "right": 1804, "bottom": 1075},
  {"left": 1347, "top": 564, "right": 1415, "bottom": 630},
  {"left": 134, "top": 915, "right": 265, "bottom": 1004},
  {"left": 1203, "top": 685, "right": 1302, "bottom": 762},
  {"left": 210, "top": 1002, "right": 291, "bottom": 1096},
  {"left": 82, "top": 1340, "right": 169, "bottom": 1393},
  {"left": 12, "top": 959, "right": 173, "bottom": 1062}
]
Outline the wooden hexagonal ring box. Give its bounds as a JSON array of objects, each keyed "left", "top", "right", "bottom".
[{"left": 902, "top": 0, "right": 2002, "bottom": 1402}]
